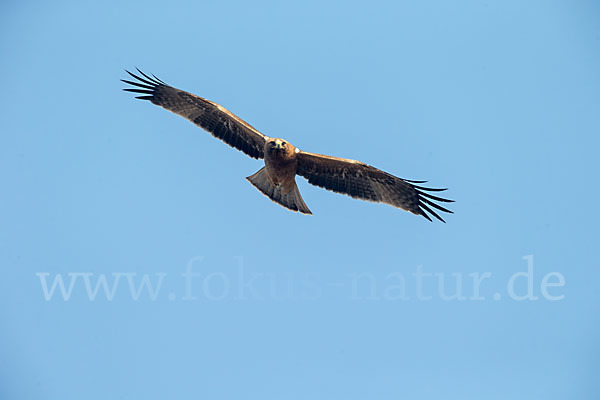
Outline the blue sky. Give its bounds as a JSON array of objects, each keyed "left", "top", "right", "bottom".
[{"left": 1, "top": 0, "right": 599, "bottom": 399}]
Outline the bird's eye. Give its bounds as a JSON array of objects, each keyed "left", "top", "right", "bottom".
[{"left": 282, "top": 142, "right": 286, "bottom": 146}]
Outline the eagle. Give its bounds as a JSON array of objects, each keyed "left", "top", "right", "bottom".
[{"left": 122, "top": 69, "right": 453, "bottom": 222}]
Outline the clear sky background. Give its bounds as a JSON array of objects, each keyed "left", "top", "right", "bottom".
[{"left": 1, "top": 0, "right": 599, "bottom": 399}]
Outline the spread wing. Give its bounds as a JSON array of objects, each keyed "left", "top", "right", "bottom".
[
  {"left": 296, "top": 151, "right": 454, "bottom": 222},
  {"left": 122, "top": 69, "right": 267, "bottom": 159}
]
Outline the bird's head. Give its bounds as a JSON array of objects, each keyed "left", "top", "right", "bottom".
[
  {"left": 265, "top": 138, "right": 297, "bottom": 161},
  {"left": 268, "top": 138, "right": 287, "bottom": 153}
]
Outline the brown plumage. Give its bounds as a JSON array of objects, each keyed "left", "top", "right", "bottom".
[{"left": 122, "top": 69, "right": 454, "bottom": 221}]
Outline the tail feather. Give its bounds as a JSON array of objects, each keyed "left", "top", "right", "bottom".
[{"left": 246, "top": 168, "right": 312, "bottom": 215}]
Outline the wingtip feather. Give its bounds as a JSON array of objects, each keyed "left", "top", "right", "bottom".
[{"left": 419, "top": 201, "right": 446, "bottom": 223}]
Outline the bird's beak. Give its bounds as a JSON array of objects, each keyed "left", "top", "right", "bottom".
[{"left": 275, "top": 140, "right": 282, "bottom": 149}]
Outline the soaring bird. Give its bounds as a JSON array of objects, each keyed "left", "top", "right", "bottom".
[{"left": 122, "top": 69, "right": 453, "bottom": 221}]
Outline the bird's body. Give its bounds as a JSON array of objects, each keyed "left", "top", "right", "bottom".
[
  {"left": 247, "top": 138, "right": 311, "bottom": 214},
  {"left": 263, "top": 139, "right": 298, "bottom": 191},
  {"left": 122, "top": 69, "right": 454, "bottom": 221}
]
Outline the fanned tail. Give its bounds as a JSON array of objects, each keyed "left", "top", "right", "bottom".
[{"left": 246, "top": 168, "right": 312, "bottom": 215}]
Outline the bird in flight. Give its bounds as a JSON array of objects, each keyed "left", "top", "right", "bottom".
[{"left": 122, "top": 69, "right": 453, "bottom": 221}]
